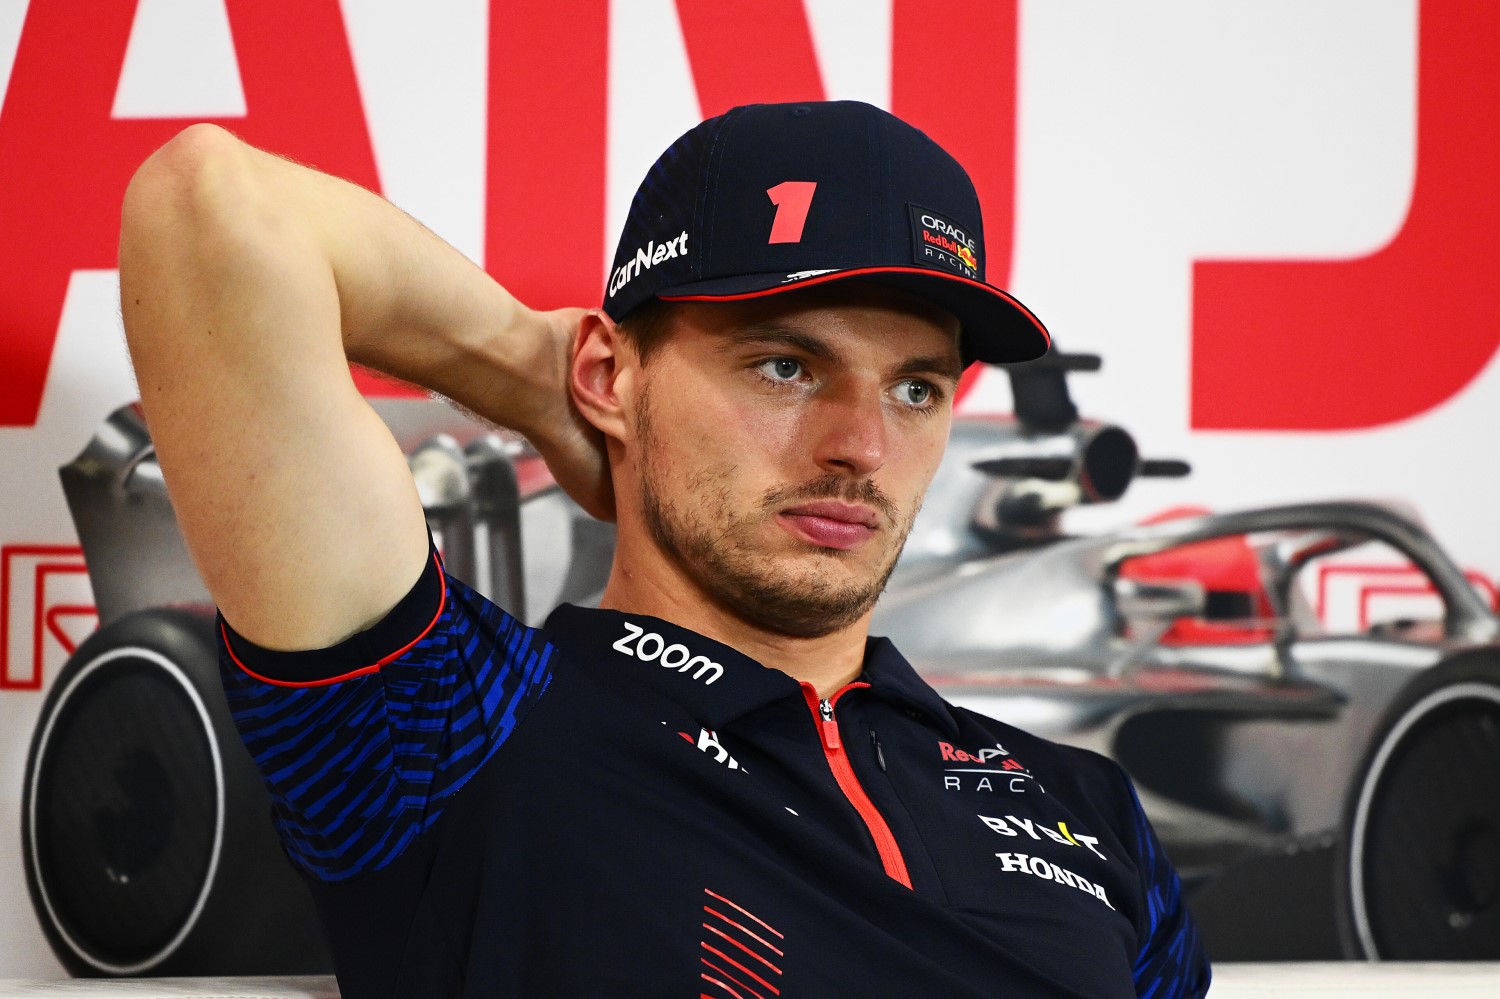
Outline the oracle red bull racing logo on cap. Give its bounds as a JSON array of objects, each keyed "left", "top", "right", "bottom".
[{"left": 909, "top": 204, "right": 980, "bottom": 280}]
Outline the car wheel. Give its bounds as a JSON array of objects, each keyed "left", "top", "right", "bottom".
[
  {"left": 21, "top": 608, "right": 331, "bottom": 976},
  {"left": 1337, "top": 652, "right": 1500, "bottom": 959}
]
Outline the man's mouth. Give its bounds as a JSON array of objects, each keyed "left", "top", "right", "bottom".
[{"left": 777, "top": 500, "right": 880, "bottom": 550}]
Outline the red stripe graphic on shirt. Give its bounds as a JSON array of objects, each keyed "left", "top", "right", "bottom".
[
  {"left": 701, "top": 943, "right": 781, "bottom": 996},
  {"left": 705, "top": 906, "right": 785, "bottom": 956},
  {"left": 704, "top": 888, "right": 785, "bottom": 938},
  {"left": 703, "top": 923, "right": 781, "bottom": 974},
  {"left": 702, "top": 957, "right": 770, "bottom": 999},
  {"left": 701, "top": 973, "right": 748, "bottom": 999},
  {"left": 700, "top": 888, "right": 785, "bottom": 996}
]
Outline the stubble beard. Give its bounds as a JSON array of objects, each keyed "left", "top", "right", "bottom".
[{"left": 635, "top": 389, "right": 919, "bottom": 639}]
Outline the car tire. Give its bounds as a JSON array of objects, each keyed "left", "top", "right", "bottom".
[
  {"left": 1336, "top": 652, "right": 1500, "bottom": 959},
  {"left": 21, "top": 608, "right": 332, "bottom": 977}
]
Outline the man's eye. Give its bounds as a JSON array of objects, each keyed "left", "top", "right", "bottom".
[
  {"left": 895, "top": 379, "right": 934, "bottom": 406},
  {"left": 758, "top": 358, "right": 804, "bottom": 381}
]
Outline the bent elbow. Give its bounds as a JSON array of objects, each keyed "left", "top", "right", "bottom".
[
  {"left": 120, "top": 124, "right": 249, "bottom": 259},
  {"left": 119, "top": 124, "right": 259, "bottom": 363}
]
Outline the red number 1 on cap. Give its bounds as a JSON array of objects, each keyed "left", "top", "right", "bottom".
[{"left": 766, "top": 181, "right": 818, "bottom": 243}]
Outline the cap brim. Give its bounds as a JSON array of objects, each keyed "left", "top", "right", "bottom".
[{"left": 656, "top": 266, "right": 1049, "bottom": 365}]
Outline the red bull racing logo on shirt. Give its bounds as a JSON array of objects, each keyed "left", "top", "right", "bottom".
[
  {"left": 939, "top": 740, "right": 1043, "bottom": 794},
  {"left": 938, "top": 741, "right": 1018, "bottom": 766}
]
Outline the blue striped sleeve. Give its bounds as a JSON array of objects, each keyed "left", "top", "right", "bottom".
[
  {"left": 216, "top": 553, "right": 554, "bottom": 882},
  {"left": 1120, "top": 766, "right": 1212, "bottom": 998}
]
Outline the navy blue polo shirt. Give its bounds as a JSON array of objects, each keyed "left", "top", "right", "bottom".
[{"left": 218, "top": 546, "right": 1209, "bottom": 997}]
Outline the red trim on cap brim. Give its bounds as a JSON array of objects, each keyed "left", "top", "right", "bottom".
[{"left": 658, "top": 265, "right": 1051, "bottom": 357}]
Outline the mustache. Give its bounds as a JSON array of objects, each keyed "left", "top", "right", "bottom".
[{"left": 761, "top": 473, "right": 900, "bottom": 524}]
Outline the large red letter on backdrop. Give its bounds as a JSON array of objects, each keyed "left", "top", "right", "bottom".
[
  {"left": 1192, "top": 0, "right": 1500, "bottom": 430},
  {"left": 485, "top": 1, "right": 610, "bottom": 310},
  {"left": 676, "top": 0, "right": 826, "bottom": 116},
  {"left": 892, "top": 0, "right": 1019, "bottom": 404},
  {"left": 0, "top": 0, "right": 382, "bottom": 427}
]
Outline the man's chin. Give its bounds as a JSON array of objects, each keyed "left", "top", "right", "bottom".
[
  {"left": 725, "top": 597, "right": 871, "bottom": 640},
  {"left": 707, "top": 566, "right": 885, "bottom": 639},
  {"left": 642, "top": 489, "right": 902, "bottom": 638}
]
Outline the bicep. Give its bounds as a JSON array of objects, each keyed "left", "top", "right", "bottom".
[{"left": 120, "top": 125, "right": 428, "bottom": 649}]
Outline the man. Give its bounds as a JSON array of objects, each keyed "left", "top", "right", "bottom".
[{"left": 120, "top": 100, "right": 1209, "bottom": 997}]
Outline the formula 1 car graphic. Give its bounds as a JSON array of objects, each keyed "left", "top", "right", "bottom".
[
  {"left": 22, "top": 357, "right": 1500, "bottom": 975},
  {"left": 873, "top": 352, "right": 1500, "bottom": 963}
]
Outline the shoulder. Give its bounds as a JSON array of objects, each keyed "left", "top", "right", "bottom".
[{"left": 215, "top": 545, "right": 565, "bottom": 880}]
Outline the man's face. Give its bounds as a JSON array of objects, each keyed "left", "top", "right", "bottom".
[{"left": 625, "top": 284, "right": 962, "bottom": 638}]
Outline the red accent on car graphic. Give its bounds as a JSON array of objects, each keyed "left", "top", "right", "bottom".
[{"left": 1120, "top": 507, "right": 1274, "bottom": 646}]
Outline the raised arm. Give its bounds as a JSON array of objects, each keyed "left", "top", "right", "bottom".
[{"left": 119, "top": 124, "right": 607, "bottom": 650}]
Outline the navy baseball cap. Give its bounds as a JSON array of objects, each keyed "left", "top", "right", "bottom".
[{"left": 603, "top": 100, "right": 1049, "bottom": 365}]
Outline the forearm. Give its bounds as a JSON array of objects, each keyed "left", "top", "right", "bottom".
[{"left": 124, "top": 124, "right": 562, "bottom": 440}]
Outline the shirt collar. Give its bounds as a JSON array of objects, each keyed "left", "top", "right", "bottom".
[
  {"left": 543, "top": 604, "right": 797, "bottom": 727},
  {"left": 859, "top": 635, "right": 961, "bottom": 738},
  {"left": 543, "top": 604, "right": 959, "bottom": 737}
]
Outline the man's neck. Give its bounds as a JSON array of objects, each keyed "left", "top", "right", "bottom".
[{"left": 597, "top": 554, "right": 870, "bottom": 699}]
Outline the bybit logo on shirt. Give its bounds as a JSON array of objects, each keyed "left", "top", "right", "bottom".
[
  {"left": 614, "top": 622, "right": 724, "bottom": 685},
  {"left": 976, "top": 813, "right": 1106, "bottom": 860}
]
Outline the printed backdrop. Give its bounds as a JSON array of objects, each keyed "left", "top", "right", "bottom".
[{"left": 2, "top": 0, "right": 1498, "bottom": 977}]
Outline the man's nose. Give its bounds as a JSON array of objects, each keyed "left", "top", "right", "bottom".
[{"left": 810, "top": 383, "right": 888, "bottom": 478}]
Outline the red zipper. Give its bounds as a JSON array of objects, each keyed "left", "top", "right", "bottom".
[{"left": 801, "top": 682, "right": 913, "bottom": 889}]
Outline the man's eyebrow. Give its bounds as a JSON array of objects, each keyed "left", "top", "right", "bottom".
[
  {"left": 896, "top": 354, "right": 965, "bottom": 383},
  {"left": 722, "top": 322, "right": 963, "bottom": 380},
  {"left": 725, "top": 324, "right": 840, "bottom": 362}
]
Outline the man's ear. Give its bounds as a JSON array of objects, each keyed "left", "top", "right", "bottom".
[{"left": 570, "top": 309, "right": 636, "bottom": 442}]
